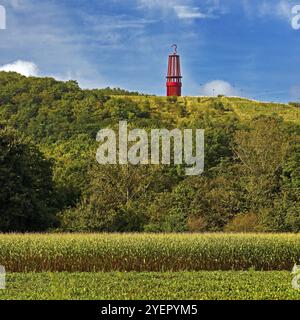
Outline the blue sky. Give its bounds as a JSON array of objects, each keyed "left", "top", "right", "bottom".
[{"left": 0, "top": 0, "right": 300, "bottom": 102}]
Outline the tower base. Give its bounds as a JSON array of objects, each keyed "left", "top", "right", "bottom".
[{"left": 166, "top": 82, "right": 182, "bottom": 97}]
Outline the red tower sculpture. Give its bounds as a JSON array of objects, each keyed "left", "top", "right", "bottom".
[{"left": 166, "top": 44, "right": 182, "bottom": 97}]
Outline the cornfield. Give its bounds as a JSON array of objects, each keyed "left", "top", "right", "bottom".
[{"left": 0, "top": 233, "right": 299, "bottom": 272}]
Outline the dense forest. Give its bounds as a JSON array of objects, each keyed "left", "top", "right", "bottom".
[{"left": 0, "top": 71, "right": 299, "bottom": 232}]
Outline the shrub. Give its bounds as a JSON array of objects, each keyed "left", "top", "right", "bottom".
[
  {"left": 187, "top": 216, "right": 208, "bottom": 232},
  {"left": 224, "top": 212, "right": 260, "bottom": 232}
]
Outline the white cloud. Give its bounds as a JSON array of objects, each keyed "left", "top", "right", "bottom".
[
  {"left": 0, "top": 60, "right": 39, "bottom": 76},
  {"left": 174, "top": 6, "right": 208, "bottom": 19},
  {"left": 0, "top": 60, "right": 111, "bottom": 89},
  {"left": 276, "top": 0, "right": 293, "bottom": 19},
  {"left": 0, "top": 1, "right": 111, "bottom": 89},
  {"left": 137, "top": 0, "right": 177, "bottom": 10},
  {"left": 200, "top": 80, "right": 238, "bottom": 96},
  {"left": 137, "top": 0, "right": 213, "bottom": 20},
  {"left": 240, "top": 0, "right": 295, "bottom": 23},
  {"left": 258, "top": 0, "right": 294, "bottom": 20}
]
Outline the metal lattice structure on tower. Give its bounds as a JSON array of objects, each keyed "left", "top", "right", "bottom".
[{"left": 166, "top": 44, "right": 182, "bottom": 97}]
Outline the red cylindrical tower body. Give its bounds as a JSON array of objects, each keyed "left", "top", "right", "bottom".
[{"left": 166, "top": 45, "right": 182, "bottom": 97}]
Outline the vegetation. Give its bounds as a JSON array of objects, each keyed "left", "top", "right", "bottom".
[
  {"left": 0, "top": 271, "right": 299, "bottom": 300},
  {"left": 0, "top": 72, "right": 299, "bottom": 301},
  {"left": 0, "top": 71, "right": 299, "bottom": 232},
  {"left": 0, "top": 233, "right": 299, "bottom": 272},
  {"left": 0, "top": 128, "right": 57, "bottom": 231}
]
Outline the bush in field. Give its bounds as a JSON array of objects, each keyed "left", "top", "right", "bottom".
[{"left": 0, "top": 128, "right": 57, "bottom": 231}]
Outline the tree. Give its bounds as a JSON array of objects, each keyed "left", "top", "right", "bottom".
[
  {"left": 146, "top": 164, "right": 241, "bottom": 232},
  {"left": 281, "top": 138, "right": 300, "bottom": 231},
  {"left": 0, "top": 128, "right": 57, "bottom": 231},
  {"left": 59, "top": 164, "right": 178, "bottom": 232},
  {"left": 231, "top": 116, "right": 295, "bottom": 231},
  {"left": 104, "top": 97, "right": 149, "bottom": 120}
]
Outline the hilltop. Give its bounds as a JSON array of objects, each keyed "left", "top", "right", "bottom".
[
  {"left": 127, "top": 95, "right": 300, "bottom": 124},
  {"left": 1, "top": 72, "right": 299, "bottom": 140}
]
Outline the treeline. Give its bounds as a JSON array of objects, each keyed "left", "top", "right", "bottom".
[{"left": 0, "top": 72, "right": 299, "bottom": 232}]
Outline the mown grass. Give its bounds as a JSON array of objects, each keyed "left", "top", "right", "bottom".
[
  {"left": 0, "top": 271, "right": 299, "bottom": 300},
  {"left": 128, "top": 96, "right": 300, "bottom": 124},
  {"left": 0, "top": 233, "right": 299, "bottom": 272}
]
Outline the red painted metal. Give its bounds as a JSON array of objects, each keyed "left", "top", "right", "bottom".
[{"left": 166, "top": 44, "right": 182, "bottom": 96}]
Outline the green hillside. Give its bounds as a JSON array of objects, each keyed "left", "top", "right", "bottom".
[
  {"left": 128, "top": 95, "right": 300, "bottom": 125},
  {"left": 0, "top": 72, "right": 299, "bottom": 233}
]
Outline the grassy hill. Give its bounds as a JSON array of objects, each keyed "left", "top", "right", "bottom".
[{"left": 0, "top": 72, "right": 299, "bottom": 233}]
